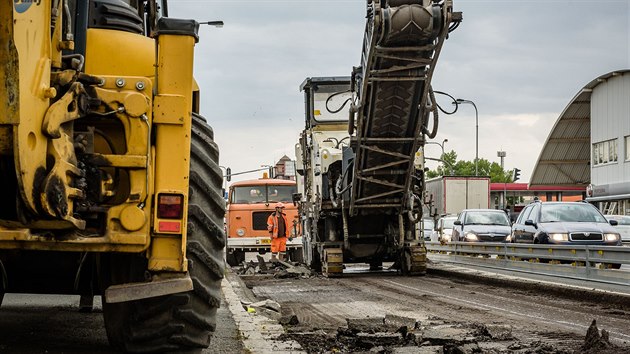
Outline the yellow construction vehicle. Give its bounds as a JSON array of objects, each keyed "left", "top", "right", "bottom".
[{"left": 0, "top": 1, "right": 225, "bottom": 351}]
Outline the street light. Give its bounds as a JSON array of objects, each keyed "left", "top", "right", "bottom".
[
  {"left": 426, "top": 138, "right": 450, "bottom": 174},
  {"left": 455, "top": 99, "right": 478, "bottom": 176},
  {"left": 426, "top": 138, "right": 448, "bottom": 157},
  {"left": 497, "top": 151, "right": 507, "bottom": 209}
]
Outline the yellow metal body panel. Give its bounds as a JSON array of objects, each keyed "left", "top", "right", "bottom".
[
  {"left": 150, "top": 33, "right": 197, "bottom": 272},
  {"left": 9, "top": 1, "right": 55, "bottom": 215},
  {"left": 85, "top": 29, "right": 155, "bottom": 78},
  {"left": 148, "top": 237, "right": 184, "bottom": 271},
  {"left": 0, "top": 4, "right": 19, "bottom": 126}
]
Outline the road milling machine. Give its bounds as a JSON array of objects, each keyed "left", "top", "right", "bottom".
[
  {"left": 0, "top": 1, "right": 225, "bottom": 352},
  {"left": 295, "top": 0, "right": 461, "bottom": 276}
]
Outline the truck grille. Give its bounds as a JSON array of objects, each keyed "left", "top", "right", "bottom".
[
  {"left": 570, "top": 232, "right": 603, "bottom": 241},
  {"left": 252, "top": 212, "right": 273, "bottom": 231}
]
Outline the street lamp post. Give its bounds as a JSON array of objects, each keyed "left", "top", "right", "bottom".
[
  {"left": 426, "top": 138, "right": 449, "bottom": 174},
  {"left": 497, "top": 151, "right": 507, "bottom": 209},
  {"left": 455, "top": 99, "right": 478, "bottom": 176}
]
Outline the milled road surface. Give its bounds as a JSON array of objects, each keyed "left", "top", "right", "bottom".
[
  {"left": 245, "top": 263, "right": 630, "bottom": 353},
  {"left": 3, "top": 259, "right": 630, "bottom": 353}
]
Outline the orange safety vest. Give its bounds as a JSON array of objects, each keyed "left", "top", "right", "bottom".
[{"left": 267, "top": 211, "right": 290, "bottom": 239}]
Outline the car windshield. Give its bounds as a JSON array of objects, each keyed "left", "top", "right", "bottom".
[
  {"left": 540, "top": 204, "right": 608, "bottom": 223},
  {"left": 231, "top": 185, "right": 296, "bottom": 204},
  {"left": 464, "top": 211, "right": 510, "bottom": 226},
  {"left": 605, "top": 215, "right": 630, "bottom": 225},
  {"left": 443, "top": 217, "right": 457, "bottom": 228}
]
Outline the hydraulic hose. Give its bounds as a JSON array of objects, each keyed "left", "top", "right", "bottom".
[
  {"left": 422, "top": 87, "right": 439, "bottom": 139},
  {"left": 407, "top": 192, "right": 422, "bottom": 224}
]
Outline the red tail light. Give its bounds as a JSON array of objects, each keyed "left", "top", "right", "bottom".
[{"left": 157, "top": 194, "right": 184, "bottom": 219}]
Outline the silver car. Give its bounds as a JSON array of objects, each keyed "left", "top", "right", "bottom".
[
  {"left": 605, "top": 215, "right": 630, "bottom": 245},
  {"left": 421, "top": 218, "right": 435, "bottom": 241},
  {"left": 452, "top": 209, "right": 511, "bottom": 242},
  {"left": 433, "top": 215, "right": 458, "bottom": 243}
]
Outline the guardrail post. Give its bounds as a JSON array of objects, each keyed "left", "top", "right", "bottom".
[
  {"left": 503, "top": 243, "right": 508, "bottom": 264},
  {"left": 585, "top": 245, "right": 590, "bottom": 278}
]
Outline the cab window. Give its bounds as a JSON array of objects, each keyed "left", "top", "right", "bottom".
[
  {"left": 267, "top": 185, "right": 296, "bottom": 203},
  {"left": 231, "top": 186, "right": 266, "bottom": 204}
]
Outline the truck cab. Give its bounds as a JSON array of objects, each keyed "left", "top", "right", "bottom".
[{"left": 226, "top": 178, "right": 302, "bottom": 265}]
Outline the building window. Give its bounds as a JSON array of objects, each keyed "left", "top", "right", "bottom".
[
  {"left": 626, "top": 136, "right": 630, "bottom": 161},
  {"left": 593, "top": 139, "right": 618, "bottom": 166}
]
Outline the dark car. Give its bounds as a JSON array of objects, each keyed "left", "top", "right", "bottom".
[
  {"left": 452, "top": 209, "right": 512, "bottom": 242},
  {"left": 510, "top": 201, "right": 621, "bottom": 245}
]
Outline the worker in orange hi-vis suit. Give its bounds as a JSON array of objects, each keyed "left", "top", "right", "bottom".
[{"left": 267, "top": 202, "right": 291, "bottom": 261}]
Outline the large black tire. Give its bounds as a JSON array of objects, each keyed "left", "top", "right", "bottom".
[
  {"left": 103, "top": 114, "right": 226, "bottom": 353},
  {"left": 226, "top": 250, "right": 245, "bottom": 267}
]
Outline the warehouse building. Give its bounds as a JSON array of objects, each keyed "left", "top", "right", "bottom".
[{"left": 530, "top": 70, "right": 630, "bottom": 215}]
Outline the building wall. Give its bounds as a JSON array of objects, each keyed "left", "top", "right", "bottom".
[{"left": 590, "top": 72, "right": 630, "bottom": 186}]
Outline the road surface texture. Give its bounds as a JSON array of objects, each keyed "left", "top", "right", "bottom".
[
  {"left": 0, "top": 292, "right": 243, "bottom": 353},
  {"left": 243, "top": 261, "right": 630, "bottom": 353}
]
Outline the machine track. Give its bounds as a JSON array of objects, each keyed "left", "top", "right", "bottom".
[
  {"left": 322, "top": 248, "right": 344, "bottom": 277},
  {"left": 401, "top": 244, "right": 427, "bottom": 275}
]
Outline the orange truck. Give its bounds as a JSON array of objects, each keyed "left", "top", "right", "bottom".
[{"left": 226, "top": 178, "right": 302, "bottom": 265}]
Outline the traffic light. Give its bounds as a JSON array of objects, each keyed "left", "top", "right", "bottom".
[
  {"left": 225, "top": 167, "right": 232, "bottom": 182},
  {"left": 513, "top": 168, "right": 521, "bottom": 182}
]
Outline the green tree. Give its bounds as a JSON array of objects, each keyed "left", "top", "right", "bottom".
[{"left": 425, "top": 150, "right": 514, "bottom": 183}]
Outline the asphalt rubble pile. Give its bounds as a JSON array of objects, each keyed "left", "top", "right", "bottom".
[
  {"left": 277, "top": 314, "right": 623, "bottom": 354},
  {"left": 237, "top": 255, "right": 313, "bottom": 279},
  {"left": 580, "top": 319, "right": 630, "bottom": 354}
]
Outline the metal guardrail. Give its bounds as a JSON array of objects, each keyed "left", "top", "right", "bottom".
[
  {"left": 426, "top": 241, "right": 630, "bottom": 264},
  {"left": 425, "top": 241, "right": 630, "bottom": 288}
]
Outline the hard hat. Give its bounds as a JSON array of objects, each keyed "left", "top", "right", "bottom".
[{"left": 274, "top": 202, "right": 285, "bottom": 209}]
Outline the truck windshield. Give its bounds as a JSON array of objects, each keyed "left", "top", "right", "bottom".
[
  {"left": 231, "top": 185, "right": 296, "bottom": 204},
  {"left": 313, "top": 84, "right": 352, "bottom": 123}
]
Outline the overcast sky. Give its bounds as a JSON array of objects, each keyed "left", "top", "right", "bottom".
[{"left": 170, "top": 0, "right": 630, "bottom": 184}]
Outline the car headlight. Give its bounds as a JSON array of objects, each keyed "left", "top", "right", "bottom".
[
  {"left": 604, "top": 233, "right": 620, "bottom": 242},
  {"left": 236, "top": 228, "right": 245, "bottom": 237},
  {"left": 465, "top": 232, "right": 478, "bottom": 241},
  {"left": 443, "top": 234, "right": 452, "bottom": 242},
  {"left": 549, "top": 233, "right": 568, "bottom": 241}
]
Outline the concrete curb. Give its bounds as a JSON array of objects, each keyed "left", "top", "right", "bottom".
[{"left": 221, "top": 272, "right": 305, "bottom": 353}]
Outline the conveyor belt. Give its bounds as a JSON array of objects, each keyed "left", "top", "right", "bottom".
[{"left": 350, "top": 0, "right": 457, "bottom": 215}]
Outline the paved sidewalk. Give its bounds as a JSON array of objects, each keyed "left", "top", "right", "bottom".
[{"left": 220, "top": 271, "right": 305, "bottom": 353}]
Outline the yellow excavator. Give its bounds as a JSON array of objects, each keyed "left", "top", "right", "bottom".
[{"left": 0, "top": 1, "right": 225, "bottom": 352}]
